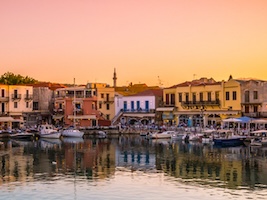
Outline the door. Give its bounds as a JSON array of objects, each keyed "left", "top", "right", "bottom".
[{"left": 145, "top": 101, "right": 149, "bottom": 111}]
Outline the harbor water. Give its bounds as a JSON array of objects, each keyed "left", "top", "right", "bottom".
[{"left": 1, "top": 135, "right": 267, "bottom": 200}]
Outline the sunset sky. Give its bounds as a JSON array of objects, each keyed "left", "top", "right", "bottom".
[{"left": 1, "top": 0, "right": 267, "bottom": 87}]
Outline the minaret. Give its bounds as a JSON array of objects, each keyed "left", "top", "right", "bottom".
[{"left": 113, "top": 68, "right": 117, "bottom": 87}]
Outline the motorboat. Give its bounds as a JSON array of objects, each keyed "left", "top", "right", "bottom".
[
  {"left": 10, "top": 131, "right": 34, "bottom": 140},
  {"left": 147, "top": 130, "right": 176, "bottom": 139},
  {"left": 62, "top": 128, "right": 84, "bottom": 138},
  {"left": 213, "top": 130, "right": 246, "bottom": 147},
  {"left": 38, "top": 124, "right": 61, "bottom": 139}
]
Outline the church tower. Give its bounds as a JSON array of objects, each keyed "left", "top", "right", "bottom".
[{"left": 113, "top": 68, "right": 117, "bottom": 87}]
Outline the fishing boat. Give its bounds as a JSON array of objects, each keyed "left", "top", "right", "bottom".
[
  {"left": 147, "top": 130, "right": 175, "bottom": 139},
  {"left": 38, "top": 124, "right": 61, "bottom": 139},
  {"left": 10, "top": 131, "right": 34, "bottom": 140}
]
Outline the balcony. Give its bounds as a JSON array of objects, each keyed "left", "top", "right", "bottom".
[
  {"left": 0, "top": 96, "right": 9, "bottom": 102},
  {"left": 159, "top": 102, "right": 175, "bottom": 107},
  {"left": 24, "top": 94, "right": 33, "bottom": 101},
  {"left": 103, "top": 98, "right": 114, "bottom": 104},
  {"left": 181, "top": 100, "right": 220, "bottom": 108},
  {"left": 11, "top": 94, "right": 21, "bottom": 101},
  {"left": 53, "top": 108, "right": 64, "bottom": 114}
]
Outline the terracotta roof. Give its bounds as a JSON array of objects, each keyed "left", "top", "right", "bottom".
[
  {"left": 130, "top": 89, "right": 163, "bottom": 97},
  {"left": 29, "top": 82, "right": 67, "bottom": 90},
  {"left": 167, "top": 79, "right": 221, "bottom": 89}
]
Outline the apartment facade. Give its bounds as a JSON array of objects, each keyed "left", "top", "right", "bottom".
[
  {"left": 160, "top": 77, "right": 242, "bottom": 127},
  {"left": 0, "top": 84, "right": 34, "bottom": 128},
  {"left": 113, "top": 89, "right": 163, "bottom": 125}
]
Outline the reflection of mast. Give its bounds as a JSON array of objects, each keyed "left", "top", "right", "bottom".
[{"left": 74, "top": 143, "right": 77, "bottom": 200}]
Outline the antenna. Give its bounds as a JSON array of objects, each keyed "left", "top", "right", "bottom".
[{"left": 158, "top": 76, "right": 163, "bottom": 87}]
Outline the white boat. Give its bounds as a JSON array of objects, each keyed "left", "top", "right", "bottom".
[
  {"left": 171, "top": 133, "right": 185, "bottom": 140},
  {"left": 62, "top": 128, "right": 84, "bottom": 138},
  {"left": 98, "top": 131, "right": 107, "bottom": 138},
  {"left": 62, "top": 78, "right": 84, "bottom": 138},
  {"left": 249, "top": 130, "right": 267, "bottom": 147},
  {"left": 38, "top": 124, "right": 61, "bottom": 139},
  {"left": 147, "top": 130, "right": 175, "bottom": 139}
]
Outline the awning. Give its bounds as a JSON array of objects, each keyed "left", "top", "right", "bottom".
[
  {"left": 53, "top": 115, "right": 64, "bottom": 120},
  {"left": 0, "top": 117, "right": 14, "bottom": 122},
  {"left": 68, "top": 115, "right": 96, "bottom": 120},
  {"left": 156, "top": 107, "right": 174, "bottom": 112}
]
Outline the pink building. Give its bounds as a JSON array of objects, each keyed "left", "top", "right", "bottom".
[{"left": 53, "top": 85, "right": 102, "bottom": 127}]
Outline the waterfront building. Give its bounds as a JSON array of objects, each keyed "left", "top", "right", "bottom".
[
  {"left": 236, "top": 78, "right": 267, "bottom": 118},
  {"left": 160, "top": 77, "right": 242, "bottom": 127},
  {"left": 53, "top": 82, "right": 113, "bottom": 127},
  {"left": 0, "top": 84, "right": 34, "bottom": 129},
  {"left": 112, "top": 88, "right": 163, "bottom": 125},
  {"left": 97, "top": 85, "right": 115, "bottom": 125}
]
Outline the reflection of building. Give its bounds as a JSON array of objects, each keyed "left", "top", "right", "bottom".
[
  {"left": 63, "top": 140, "right": 116, "bottom": 179},
  {"left": 0, "top": 145, "right": 34, "bottom": 186}
]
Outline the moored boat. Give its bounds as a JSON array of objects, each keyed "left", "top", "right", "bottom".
[{"left": 38, "top": 124, "right": 61, "bottom": 139}]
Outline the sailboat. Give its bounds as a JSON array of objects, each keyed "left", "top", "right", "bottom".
[{"left": 62, "top": 78, "right": 85, "bottom": 138}]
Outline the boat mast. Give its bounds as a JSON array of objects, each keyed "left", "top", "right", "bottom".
[{"left": 73, "top": 78, "right": 76, "bottom": 129}]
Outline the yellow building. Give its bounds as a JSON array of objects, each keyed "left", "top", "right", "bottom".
[
  {"left": 97, "top": 84, "right": 115, "bottom": 121},
  {"left": 161, "top": 77, "right": 241, "bottom": 127}
]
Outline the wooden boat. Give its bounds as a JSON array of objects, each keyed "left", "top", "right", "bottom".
[{"left": 10, "top": 131, "right": 34, "bottom": 140}]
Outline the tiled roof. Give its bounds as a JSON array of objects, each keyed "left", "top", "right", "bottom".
[{"left": 130, "top": 89, "right": 163, "bottom": 97}]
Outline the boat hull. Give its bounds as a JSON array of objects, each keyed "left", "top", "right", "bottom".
[
  {"left": 39, "top": 132, "right": 61, "bottom": 139},
  {"left": 213, "top": 137, "right": 245, "bottom": 147},
  {"left": 62, "top": 129, "right": 84, "bottom": 138}
]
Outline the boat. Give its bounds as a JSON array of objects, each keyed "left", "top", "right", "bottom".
[
  {"left": 171, "top": 132, "right": 185, "bottom": 140},
  {"left": 201, "top": 129, "right": 217, "bottom": 144},
  {"left": 10, "top": 131, "right": 34, "bottom": 140},
  {"left": 249, "top": 130, "right": 267, "bottom": 147},
  {"left": 38, "top": 124, "right": 62, "bottom": 139},
  {"left": 97, "top": 130, "right": 107, "bottom": 138},
  {"left": 213, "top": 130, "right": 246, "bottom": 147},
  {"left": 62, "top": 78, "right": 84, "bottom": 138},
  {"left": 147, "top": 130, "right": 175, "bottom": 139}
]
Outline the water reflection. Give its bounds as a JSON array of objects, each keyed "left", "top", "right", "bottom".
[{"left": 1, "top": 135, "right": 267, "bottom": 192}]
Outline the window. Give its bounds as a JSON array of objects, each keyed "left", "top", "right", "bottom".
[
  {"left": 1, "top": 89, "right": 4, "bottom": 97},
  {"left": 178, "top": 93, "right": 182, "bottom": 102},
  {"left": 14, "top": 102, "right": 18, "bottom": 108},
  {"left": 185, "top": 93, "right": 189, "bottom": 102},
  {"left": 245, "top": 91, "right": 250, "bottom": 102},
  {"left": 170, "top": 93, "right": 175, "bottom": 105},
  {"left": 106, "top": 104, "right": 110, "bottom": 110},
  {"left": 232, "top": 91, "right": 237, "bottom": 100},
  {"left": 254, "top": 105, "right": 258, "bottom": 113},
  {"left": 245, "top": 105, "right": 249, "bottom": 113},
  {"left": 26, "top": 102, "right": 29, "bottom": 108},
  {"left": 226, "top": 92, "right": 230, "bottom": 100},
  {"left": 106, "top": 114, "right": 110, "bottom": 120},
  {"left": 101, "top": 93, "right": 104, "bottom": 98},
  {"left": 192, "top": 93, "right": 196, "bottom": 103},
  {"left": 33, "top": 102, "right": 38, "bottom": 110},
  {"left": 199, "top": 92, "right": 203, "bottom": 102},
  {"left": 99, "top": 103, "right": 102, "bottom": 109},
  {"left": 165, "top": 94, "right": 169, "bottom": 104},
  {"left": 253, "top": 91, "right": 258, "bottom": 100},
  {"left": 92, "top": 103, "right": 95, "bottom": 110},
  {"left": 207, "top": 92, "right": 212, "bottom": 101}
]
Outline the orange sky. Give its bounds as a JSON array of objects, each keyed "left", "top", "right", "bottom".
[{"left": 1, "top": 0, "right": 267, "bottom": 87}]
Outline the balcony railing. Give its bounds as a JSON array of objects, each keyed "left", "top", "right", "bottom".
[
  {"left": 120, "top": 108, "right": 155, "bottom": 113},
  {"left": 0, "top": 97, "right": 9, "bottom": 102},
  {"left": 103, "top": 98, "right": 114, "bottom": 104},
  {"left": 11, "top": 94, "right": 21, "bottom": 101},
  {"left": 24, "top": 94, "right": 33, "bottom": 101},
  {"left": 181, "top": 100, "right": 220, "bottom": 107},
  {"left": 53, "top": 108, "right": 64, "bottom": 114}
]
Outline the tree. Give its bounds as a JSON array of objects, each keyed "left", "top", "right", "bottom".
[{"left": 0, "top": 72, "right": 38, "bottom": 85}]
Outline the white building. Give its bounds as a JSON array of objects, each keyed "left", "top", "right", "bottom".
[{"left": 113, "top": 89, "right": 163, "bottom": 125}]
